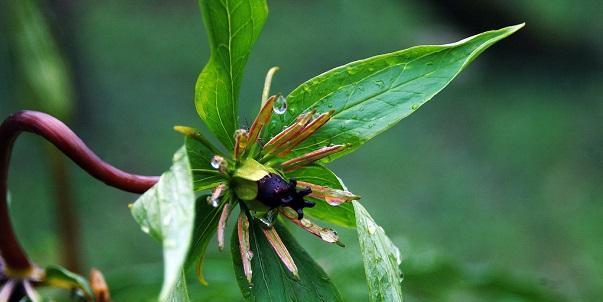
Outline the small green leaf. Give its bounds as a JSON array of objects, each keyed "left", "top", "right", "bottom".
[
  {"left": 130, "top": 147, "right": 195, "bottom": 301},
  {"left": 231, "top": 220, "right": 343, "bottom": 301},
  {"left": 266, "top": 24, "right": 524, "bottom": 161},
  {"left": 287, "top": 165, "right": 356, "bottom": 228},
  {"left": 233, "top": 158, "right": 273, "bottom": 182},
  {"left": 43, "top": 265, "right": 93, "bottom": 300},
  {"left": 195, "top": 0, "right": 269, "bottom": 149},
  {"left": 184, "top": 194, "right": 228, "bottom": 281},
  {"left": 353, "top": 201, "right": 403, "bottom": 302},
  {"left": 185, "top": 136, "right": 227, "bottom": 191}
]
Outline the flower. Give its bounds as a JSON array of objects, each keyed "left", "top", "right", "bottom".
[{"left": 180, "top": 72, "right": 360, "bottom": 283}]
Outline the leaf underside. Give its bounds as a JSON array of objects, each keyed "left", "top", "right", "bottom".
[
  {"left": 264, "top": 24, "right": 524, "bottom": 162},
  {"left": 354, "top": 201, "right": 404, "bottom": 302},
  {"left": 130, "top": 147, "right": 195, "bottom": 301},
  {"left": 231, "top": 220, "right": 343, "bottom": 302},
  {"left": 195, "top": 0, "right": 269, "bottom": 150}
]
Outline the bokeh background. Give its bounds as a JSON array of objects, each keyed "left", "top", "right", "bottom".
[{"left": 1, "top": 0, "right": 602, "bottom": 301}]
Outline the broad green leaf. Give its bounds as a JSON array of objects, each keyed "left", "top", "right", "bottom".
[
  {"left": 7, "top": 0, "right": 74, "bottom": 120},
  {"left": 164, "top": 272, "right": 191, "bottom": 302},
  {"left": 231, "top": 220, "right": 343, "bottom": 301},
  {"left": 185, "top": 136, "right": 227, "bottom": 191},
  {"left": 353, "top": 201, "right": 403, "bottom": 302},
  {"left": 43, "top": 265, "right": 93, "bottom": 300},
  {"left": 130, "top": 147, "right": 195, "bottom": 301},
  {"left": 265, "top": 24, "right": 524, "bottom": 161},
  {"left": 287, "top": 165, "right": 356, "bottom": 228},
  {"left": 195, "top": 0, "right": 269, "bottom": 149},
  {"left": 184, "top": 194, "right": 229, "bottom": 281}
]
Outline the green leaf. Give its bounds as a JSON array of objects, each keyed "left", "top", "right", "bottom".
[
  {"left": 265, "top": 24, "right": 524, "bottom": 161},
  {"left": 130, "top": 147, "right": 196, "bottom": 301},
  {"left": 287, "top": 165, "right": 356, "bottom": 228},
  {"left": 43, "top": 265, "right": 93, "bottom": 300},
  {"left": 195, "top": 0, "right": 269, "bottom": 149},
  {"left": 231, "top": 220, "right": 343, "bottom": 301},
  {"left": 185, "top": 136, "right": 227, "bottom": 191},
  {"left": 353, "top": 201, "right": 403, "bottom": 302},
  {"left": 184, "top": 194, "right": 228, "bottom": 278}
]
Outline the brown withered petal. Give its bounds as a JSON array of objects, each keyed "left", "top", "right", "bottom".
[
  {"left": 233, "top": 129, "right": 249, "bottom": 160},
  {"left": 280, "top": 208, "right": 344, "bottom": 247},
  {"left": 261, "top": 227, "right": 299, "bottom": 278},
  {"left": 247, "top": 95, "right": 276, "bottom": 147},
  {"left": 262, "top": 67, "right": 280, "bottom": 105},
  {"left": 262, "top": 110, "right": 314, "bottom": 155},
  {"left": 217, "top": 202, "right": 232, "bottom": 251},
  {"left": 237, "top": 213, "right": 253, "bottom": 284},
  {"left": 277, "top": 110, "right": 335, "bottom": 157},
  {"left": 207, "top": 183, "right": 226, "bottom": 207},
  {"left": 281, "top": 144, "right": 347, "bottom": 169},
  {"left": 296, "top": 180, "right": 360, "bottom": 205},
  {"left": 89, "top": 268, "right": 111, "bottom": 302}
]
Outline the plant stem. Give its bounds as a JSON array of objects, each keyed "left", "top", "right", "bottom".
[{"left": 0, "top": 110, "right": 159, "bottom": 275}]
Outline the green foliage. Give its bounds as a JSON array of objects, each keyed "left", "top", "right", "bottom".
[
  {"left": 354, "top": 201, "right": 403, "bottom": 302},
  {"left": 185, "top": 136, "right": 227, "bottom": 191},
  {"left": 7, "top": 0, "right": 74, "bottom": 120},
  {"left": 184, "top": 194, "right": 228, "bottom": 276},
  {"left": 287, "top": 165, "right": 356, "bottom": 228},
  {"left": 194, "top": 0, "right": 268, "bottom": 149},
  {"left": 265, "top": 24, "right": 524, "bottom": 162},
  {"left": 231, "top": 221, "right": 343, "bottom": 301},
  {"left": 130, "top": 147, "right": 195, "bottom": 301},
  {"left": 43, "top": 265, "right": 93, "bottom": 300}
]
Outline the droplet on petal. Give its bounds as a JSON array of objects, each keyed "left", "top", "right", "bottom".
[
  {"left": 210, "top": 155, "right": 223, "bottom": 169},
  {"left": 273, "top": 95, "right": 288, "bottom": 114}
]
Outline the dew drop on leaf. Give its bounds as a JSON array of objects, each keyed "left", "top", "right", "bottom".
[
  {"left": 273, "top": 95, "right": 288, "bottom": 114},
  {"left": 375, "top": 80, "right": 385, "bottom": 88},
  {"left": 246, "top": 250, "right": 254, "bottom": 261},
  {"left": 411, "top": 104, "right": 420, "bottom": 110},
  {"left": 141, "top": 225, "right": 150, "bottom": 234}
]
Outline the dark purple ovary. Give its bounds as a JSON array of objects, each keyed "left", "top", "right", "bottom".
[{"left": 256, "top": 173, "right": 314, "bottom": 219}]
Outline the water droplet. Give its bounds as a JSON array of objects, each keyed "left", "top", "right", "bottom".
[
  {"left": 375, "top": 80, "right": 385, "bottom": 88},
  {"left": 273, "top": 96, "right": 288, "bottom": 114},
  {"left": 327, "top": 102, "right": 334, "bottom": 108},
  {"left": 325, "top": 196, "right": 344, "bottom": 206},
  {"left": 210, "top": 155, "right": 223, "bottom": 169},
  {"left": 368, "top": 123, "right": 375, "bottom": 129},
  {"left": 141, "top": 225, "right": 150, "bottom": 234},
  {"left": 303, "top": 85, "right": 311, "bottom": 92},
  {"left": 206, "top": 196, "right": 219, "bottom": 208},
  {"left": 411, "top": 104, "right": 420, "bottom": 110},
  {"left": 246, "top": 250, "right": 254, "bottom": 261}
]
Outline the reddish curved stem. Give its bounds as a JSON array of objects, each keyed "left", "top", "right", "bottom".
[{"left": 0, "top": 110, "right": 159, "bottom": 274}]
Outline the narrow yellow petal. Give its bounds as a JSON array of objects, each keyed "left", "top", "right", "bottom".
[
  {"left": 237, "top": 213, "right": 253, "bottom": 284},
  {"left": 262, "top": 227, "right": 299, "bottom": 278}
]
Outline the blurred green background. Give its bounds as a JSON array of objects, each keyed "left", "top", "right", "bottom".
[{"left": 1, "top": 0, "right": 602, "bottom": 301}]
